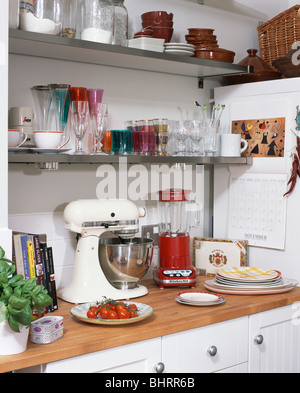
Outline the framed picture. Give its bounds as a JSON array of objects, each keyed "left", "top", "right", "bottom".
[{"left": 193, "top": 238, "right": 248, "bottom": 276}]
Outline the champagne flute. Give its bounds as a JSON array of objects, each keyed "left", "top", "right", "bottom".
[
  {"left": 71, "top": 101, "right": 90, "bottom": 154},
  {"left": 90, "top": 103, "right": 108, "bottom": 155}
]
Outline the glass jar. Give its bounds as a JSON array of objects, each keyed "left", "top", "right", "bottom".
[
  {"left": 112, "top": 0, "right": 128, "bottom": 46},
  {"left": 19, "top": 0, "right": 63, "bottom": 35},
  {"left": 60, "top": 0, "right": 77, "bottom": 38},
  {"left": 80, "top": 0, "right": 114, "bottom": 44},
  {"left": 9, "top": 0, "right": 20, "bottom": 29}
]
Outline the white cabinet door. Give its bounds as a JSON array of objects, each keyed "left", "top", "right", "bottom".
[
  {"left": 17, "top": 337, "right": 162, "bottom": 373},
  {"left": 162, "top": 316, "right": 248, "bottom": 373},
  {"left": 249, "top": 304, "right": 300, "bottom": 373}
]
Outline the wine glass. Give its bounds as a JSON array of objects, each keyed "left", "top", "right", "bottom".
[
  {"left": 71, "top": 101, "right": 90, "bottom": 154},
  {"left": 89, "top": 102, "right": 108, "bottom": 155},
  {"left": 190, "top": 120, "right": 205, "bottom": 156},
  {"left": 48, "top": 84, "right": 71, "bottom": 134},
  {"left": 173, "top": 120, "right": 190, "bottom": 156}
]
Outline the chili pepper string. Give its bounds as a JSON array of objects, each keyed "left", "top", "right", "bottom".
[{"left": 283, "top": 137, "right": 300, "bottom": 197}]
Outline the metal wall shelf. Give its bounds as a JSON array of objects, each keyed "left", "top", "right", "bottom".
[
  {"left": 9, "top": 29, "right": 251, "bottom": 79},
  {"left": 8, "top": 153, "right": 252, "bottom": 166}
]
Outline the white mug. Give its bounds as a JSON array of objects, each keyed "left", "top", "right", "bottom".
[
  {"left": 8, "top": 129, "right": 28, "bottom": 148},
  {"left": 34, "top": 131, "right": 70, "bottom": 149},
  {"left": 220, "top": 134, "right": 248, "bottom": 157}
]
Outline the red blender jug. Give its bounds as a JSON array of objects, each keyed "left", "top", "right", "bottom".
[{"left": 153, "top": 189, "right": 198, "bottom": 289}]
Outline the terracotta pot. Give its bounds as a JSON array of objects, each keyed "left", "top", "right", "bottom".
[
  {"left": 185, "top": 34, "right": 217, "bottom": 42},
  {"left": 188, "top": 28, "right": 215, "bottom": 35},
  {"left": 272, "top": 49, "right": 300, "bottom": 78},
  {"left": 194, "top": 48, "right": 235, "bottom": 63},
  {"left": 141, "top": 11, "right": 173, "bottom": 21}
]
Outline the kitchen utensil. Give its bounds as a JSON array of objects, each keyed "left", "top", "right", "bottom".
[
  {"left": 58, "top": 199, "right": 152, "bottom": 303},
  {"left": 175, "top": 291, "right": 225, "bottom": 306},
  {"left": 141, "top": 11, "right": 173, "bottom": 21},
  {"left": 220, "top": 134, "right": 248, "bottom": 157},
  {"left": 189, "top": 120, "right": 205, "bottom": 156},
  {"left": 99, "top": 237, "right": 153, "bottom": 289},
  {"left": 89, "top": 101, "right": 108, "bottom": 155},
  {"left": 193, "top": 48, "right": 235, "bottom": 63},
  {"left": 33, "top": 130, "right": 70, "bottom": 149},
  {"left": 153, "top": 189, "right": 199, "bottom": 289},
  {"left": 70, "top": 100, "right": 90, "bottom": 154},
  {"left": 172, "top": 120, "right": 190, "bottom": 156},
  {"left": 110, "top": 129, "right": 134, "bottom": 155},
  {"left": 70, "top": 301, "right": 153, "bottom": 325}
]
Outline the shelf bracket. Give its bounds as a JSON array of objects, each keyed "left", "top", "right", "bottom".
[{"left": 198, "top": 78, "right": 204, "bottom": 89}]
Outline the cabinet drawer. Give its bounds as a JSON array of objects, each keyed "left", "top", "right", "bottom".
[{"left": 162, "top": 316, "right": 248, "bottom": 373}]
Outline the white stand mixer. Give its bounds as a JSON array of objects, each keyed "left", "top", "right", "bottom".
[{"left": 58, "top": 199, "right": 150, "bottom": 304}]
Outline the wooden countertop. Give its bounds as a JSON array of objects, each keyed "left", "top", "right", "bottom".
[{"left": 1, "top": 276, "right": 300, "bottom": 373}]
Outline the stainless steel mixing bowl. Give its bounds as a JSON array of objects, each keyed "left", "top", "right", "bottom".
[{"left": 99, "top": 237, "right": 154, "bottom": 290}]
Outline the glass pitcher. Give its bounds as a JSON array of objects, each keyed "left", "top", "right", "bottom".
[{"left": 157, "top": 189, "right": 200, "bottom": 237}]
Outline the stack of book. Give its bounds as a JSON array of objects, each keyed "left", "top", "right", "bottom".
[{"left": 12, "top": 231, "right": 58, "bottom": 313}]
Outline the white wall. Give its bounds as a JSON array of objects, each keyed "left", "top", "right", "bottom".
[{"left": 7, "top": 0, "right": 290, "bottom": 289}]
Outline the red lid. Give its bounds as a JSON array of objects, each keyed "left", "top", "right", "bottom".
[{"left": 159, "top": 189, "right": 191, "bottom": 202}]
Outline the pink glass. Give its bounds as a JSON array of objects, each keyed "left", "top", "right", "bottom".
[{"left": 87, "top": 89, "right": 104, "bottom": 111}]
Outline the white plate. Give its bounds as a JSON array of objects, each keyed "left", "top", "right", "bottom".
[
  {"left": 164, "top": 42, "right": 195, "bottom": 49},
  {"left": 175, "top": 294, "right": 225, "bottom": 307},
  {"left": 213, "top": 277, "right": 295, "bottom": 290},
  {"left": 29, "top": 148, "right": 71, "bottom": 154},
  {"left": 175, "top": 291, "right": 225, "bottom": 306},
  {"left": 164, "top": 49, "right": 195, "bottom": 56},
  {"left": 70, "top": 301, "right": 153, "bottom": 325}
]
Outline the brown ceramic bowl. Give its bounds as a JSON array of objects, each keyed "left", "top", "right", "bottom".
[
  {"left": 151, "top": 27, "right": 173, "bottom": 42},
  {"left": 142, "top": 20, "right": 173, "bottom": 28},
  {"left": 141, "top": 11, "right": 173, "bottom": 21},
  {"left": 188, "top": 28, "right": 215, "bottom": 35},
  {"left": 193, "top": 43, "right": 219, "bottom": 49},
  {"left": 185, "top": 34, "right": 217, "bottom": 42},
  {"left": 193, "top": 48, "right": 235, "bottom": 63}
]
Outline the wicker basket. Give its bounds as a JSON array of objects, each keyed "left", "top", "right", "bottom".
[{"left": 257, "top": 5, "right": 300, "bottom": 71}]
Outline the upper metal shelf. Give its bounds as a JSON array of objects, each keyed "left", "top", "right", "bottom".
[
  {"left": 8, "top": 153, "right": 253, "bottom": 166},
  {"left": 9, "top": 29, "right": 251, "bottom": 79}
]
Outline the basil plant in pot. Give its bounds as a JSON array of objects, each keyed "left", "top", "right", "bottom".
[{"left": 0, "top": 246, "right": 53, "bottom": 355}]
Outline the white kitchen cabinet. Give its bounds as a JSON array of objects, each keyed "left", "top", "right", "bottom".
[
  {"left": 248, "top": 304, "right": 300, "bottom": 373},
  {"left": 17, "top": 337, "right": 162, "bottom": 373},
  {"left": 161, "top": 316, "right": 248, "bottom": 373}
]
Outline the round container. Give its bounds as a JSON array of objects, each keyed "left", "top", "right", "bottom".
[
  {"left": 19, "top": 0, "right": 63, "bottom": 35},
  {"left": 60, "top": 0, "right": 77, "bottom": 38},
  {"left": 141, "top": 11, "right": 173, "bottom": 21},
  {"left": 112, "top": 0, "right": 128, "bottom": 46},
  {"left": 99, "top": 237, "right": 154, "bottom": 289},
  {"left": 80, "top": 0, "right": 114, "bottom": 44}
]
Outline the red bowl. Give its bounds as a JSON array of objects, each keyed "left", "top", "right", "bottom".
[
  {"left": 141, "top": 11, "right": 173, "bottom": 21},
  {"left": 142, "top": 20, "right": 173, "bottom": 28},
  {"left": 151, "top": 27, "right": 173, "bottom": 43}
]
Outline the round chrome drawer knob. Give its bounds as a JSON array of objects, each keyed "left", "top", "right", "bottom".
[
  {"left": 155, "top": 362, "right": 165, "bottom": 373},
  {"left": 207, "top": 345, "right": 218, "bottom": 357},
  {"left": 254, "top": 334, "right": 264, "bottom": 345}
]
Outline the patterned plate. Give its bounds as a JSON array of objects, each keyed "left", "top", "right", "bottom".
[{"left": 217, "top": 267, "right": 280, "bottom": 281}]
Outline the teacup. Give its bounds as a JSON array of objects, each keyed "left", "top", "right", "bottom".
[
  {"left": 8, "top": 129, "right": 28, "bottom": 148},
  {"left": 33, "top": 131, "right": 70, "bottom": 149}
]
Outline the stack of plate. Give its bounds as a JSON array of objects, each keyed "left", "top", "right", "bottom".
[
  {"left": 175, "top": 290, "right": 225, "bottom": 306},
  {"left": 204, "top": 267, "right": 298, "bottom": 295},
  {"left": 164, "top": 43, "right": 195, "bottom": 57}
]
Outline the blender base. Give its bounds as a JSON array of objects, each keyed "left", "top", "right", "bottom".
[{"left": 153, "top": 268, "right": 197, "bottom": 289}]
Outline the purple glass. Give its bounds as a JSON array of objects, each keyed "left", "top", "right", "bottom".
[{"left": 87, "top": 89, "right": 104, "bottom": 113}]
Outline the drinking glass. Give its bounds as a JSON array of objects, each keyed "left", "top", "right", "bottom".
[
  {"left": 173, "top": 120, "right": 190, "bottom": 156},
  {"left": 190, "top": 120, "right": 205, "bottom": 156},
  {"left": 89, "top": 102, "right": 108, "bottom": 155},
  {"left": 71, "top": 101, "right": 90, "bottom": 154},
  {"left": 69, "top": 87, "right": 89, "bottom": 102},
  {"left": 204, "top": 120, "right": 219, "bottom": 156},
  {"left": 30, "top": 85, "right": 52, "bottom": 131},
  {"left": 87, "top": 89, "right": 104, "bottom": 107},
  {"left": 48, "top": 84, "right": 71, "bottom": 133}
]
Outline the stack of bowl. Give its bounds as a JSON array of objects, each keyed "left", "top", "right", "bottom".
[
  {"left": 140, "top": 11, "right": 174, "bottom": 43},
  {"left": 185, "top": 28, "right": 235, "bottom": 63}
]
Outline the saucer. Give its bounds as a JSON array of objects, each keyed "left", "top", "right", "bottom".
[{"left": 29, "top": 148, "right": 71, "bottom": 154}]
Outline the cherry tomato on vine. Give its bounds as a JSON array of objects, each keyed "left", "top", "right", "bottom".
[
  {"left": 118, "top": 308, "right": 130, "bottom": 319},
  {"left": 107, "top": 310, "right": 118, "bottom": 319},
  {"left": 87, "top": 309, "right": 97, "bottom": 319}
]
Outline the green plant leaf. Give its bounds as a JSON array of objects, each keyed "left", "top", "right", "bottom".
[
  {"left": 0, "top": 302, "right": 7, "bottom": 323},
  {"left": 0, "top": 246, "right": 5, "bottom": 260}
]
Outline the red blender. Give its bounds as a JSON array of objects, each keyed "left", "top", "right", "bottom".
[{"left": 153, "top": 189, "right": 198, "bottom": 289}]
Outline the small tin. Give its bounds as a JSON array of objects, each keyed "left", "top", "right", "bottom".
[{"left": 30, "top": 316, "right": 64, "bottom": 344}]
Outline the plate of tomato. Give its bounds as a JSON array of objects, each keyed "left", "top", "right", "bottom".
[{"left": 70, "top": 298, "right": 153, "bottom": 325}]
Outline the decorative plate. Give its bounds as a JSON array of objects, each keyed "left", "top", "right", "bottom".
[
  {"left": 70, "top": 301, "right": 153, "bottom": 325},
  {"left": 175, "top": 291, "right": 225, "bottom": 306},
  {"left": 217, "top": 267, "right": 280, "bottom": 281}
]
